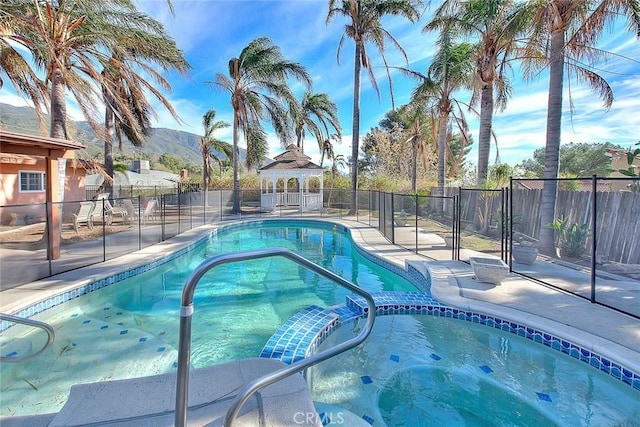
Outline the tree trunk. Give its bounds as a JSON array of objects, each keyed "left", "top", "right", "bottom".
[
  {"left": 411, "top": 139, "right": 418, "bottom": 192},
  {"left": 232, "top": 110, "right": 241, "bottom": 214},
  {"left": 348, "top": 42, "right": 362, "bottom": 216},
  {"left": 50, "top": 68, "right": 67, "bottom": 139},
  {"left": 436, "top": 112, "right": 448, "bottom": 213},
  {"left": 202, "top": 155, "right": 209, "bottom": 208},
  {"left": 472, "top": 82, "right": 495, "bottom": 230},
  {"left": 477, "top": 82, "right": 494, "bottom": 185},
  {"left": 539, "top": 29, "right": 565, "bottom": 256},
  {"left": 45, "top": 66, "right": 67, "bottom": 260}
]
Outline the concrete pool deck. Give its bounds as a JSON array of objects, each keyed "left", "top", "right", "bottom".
[
  {"left": 1, "top": 217, "right": 639, "bottom": 425},
  {"left": 349, "top": 220, "right": 640, "bottom": 374}
]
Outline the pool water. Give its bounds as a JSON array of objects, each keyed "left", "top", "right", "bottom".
[
  {"left": 0, "top": 222, "right": 414, "bottom": 416},
  {"left": 309, "top": 315, "right": 640, "bottom": 426}
]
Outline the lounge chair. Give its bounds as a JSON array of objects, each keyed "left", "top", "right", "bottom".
[
  {"left": 92, "top": 194, "right": 129, "bottom": 225},
  {"left": 123, "top": 199, "right": 138, "bottom": 222},
  {"left": 72, "top": 201, "right": 95, "bottom": 232},
  {"left": 141, "top": 199, "right": 158, "bottom": 224}
]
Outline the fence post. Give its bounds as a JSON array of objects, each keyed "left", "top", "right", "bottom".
[
  {"left": 161, "top": 195, "right": 166, "bottom": 241},
  {"left": 100, "top": 198, "right": 106, "bottom": 262},
  {"left": 177, "top": 188, "right": 182, "bottom": 235},
  {"left": 45, "top": 202, "right": 52, "bottom": 276},
  {"left": 391, "top": 193, "right": 395, "bottom": 245},
  {"left": 368, "top": 190, "right": 371, "bottom": 226},
  {"left": 501, "top": 186, "right": 507, "bottom": 263},
  {"left": 414, "top": 193, "right": 418, "bottom": 253},
  {"left": 508, "top": 179, "right": 514, "bottom": 270},
  {"left": 189, "top": 192, "right": 193, "bottom": 230},
  {"left": 137, "top": 195, "right": 142, "bottom": 250},
  {"left": 590, "top": 174, "right": 597, "bottom": 303},
  {"left": 452, "top": 195, "right": 457, "bottom": 260},
  {"left": 456, "top": 189, "right": 462, "bottom": 261}
]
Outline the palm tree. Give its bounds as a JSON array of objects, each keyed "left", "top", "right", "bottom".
[
  {"left": 425, "top": 0, "right": 528, "bottom": 186},
  {"left": 100, "top": 13, "right": 189, "bottom": 198},
  {"left": 523, "top": 0, "right": 640, "bottom": 255},
  {"left": 326, "top": 0, "right": 423, "bottom": 215},
  {"left": 405, "top": 32, "right": 474, "bottom": 211},
  {"left": 292, "top": 91, "right": 342, "bottom": 154},
  {"left": 0, "top": 7, "right": 49, "bottom": 125},
  {"left": 332, "top": 154, "right": 348, "bottom": 180},
  {"left": 2, "top": 0, "right": 186, "bottom": 182},
  {"left": 396, "top": 102, "right": 434, "bottom": 192},
  {"left": 320, "top": 133, "right": 341, "bottom": 168},
  {"left": 199, "top": 110, "right": 230, "bottom": 193},
  {"left": 6, "top": 0, "right": 116, "bottom": 139},
  {"left": 209, "top": 37, "right": 311, "bottom": 213},
  {"left": 4, "top": 0, "right": 183, "bottom": 141}
]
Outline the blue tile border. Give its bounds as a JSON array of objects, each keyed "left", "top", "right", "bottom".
[{"left": 261, "top": 290, "right": 640, "bottom": 394}]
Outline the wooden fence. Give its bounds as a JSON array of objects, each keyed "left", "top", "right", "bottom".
[{"left": 511, "top": 189, "right": 639, "bottom": 264}]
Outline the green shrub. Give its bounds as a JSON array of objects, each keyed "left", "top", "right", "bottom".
[
  {"left": 562, "top": 223, "right": 590, "bottom": 257},
  {"left": 546, "top": 216, "right": 590, "bottom": 257}
]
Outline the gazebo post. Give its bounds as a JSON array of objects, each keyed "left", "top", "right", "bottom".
[{"left": 299, "top": 173, "right": 304, "bottom": 213}]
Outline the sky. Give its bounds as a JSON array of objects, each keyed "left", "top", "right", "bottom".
[{"left": 2, "top": 0, "right": 639, "bottom": 170}]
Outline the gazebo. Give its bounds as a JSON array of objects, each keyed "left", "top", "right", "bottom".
[{"left": 258, "top": 144, "right": 323, "bottom": 212}]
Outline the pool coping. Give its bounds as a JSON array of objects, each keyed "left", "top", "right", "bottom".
[{"left": 2, "top": 217, "right": 640, "bottom": 392}]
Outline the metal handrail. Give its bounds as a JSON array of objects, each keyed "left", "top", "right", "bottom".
[
  {"left": 174, "top": 247, "right": 376, "bottom": 427},
  {"left": 0, "top": 313, "right": 55, "bottom": 363}
]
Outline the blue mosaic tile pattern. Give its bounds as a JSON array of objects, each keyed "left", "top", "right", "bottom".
[
  {"left": 259, "top": 305, "right": 342, "bottom": 364},
  {"left": 362, "top": 414, "right": 375, "bottom": 425},
  {"left": 405, "top": 262, "right": 432, "bottom": 293},
  {"left": 331, "top": 305, "right": 362, "bottom": 323},
  {"left": 479, "top": 365, "right": 493, "bottom": 374},
  {"left": 537, "top": 392, "right": 552, "bottom": 402},
  {"left": 346, "top": 291, "right": 443, "bottom": 316}
]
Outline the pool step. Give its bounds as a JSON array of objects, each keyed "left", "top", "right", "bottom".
[{"left": 48, "top": 358, "right": 321, "bottom": 426}]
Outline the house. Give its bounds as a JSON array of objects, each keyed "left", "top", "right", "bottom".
[
  {"left": 606, "top": 147, "right": 640, "bottom": 191},
  {"left": 0, "top": 129, "right": 86, "bottom": 259},
  {"left": 1, "top": 130, "right": 87, "bottom": 221},
  {"left": 85, "top": 159, "right": 180, "bottom": 197}
]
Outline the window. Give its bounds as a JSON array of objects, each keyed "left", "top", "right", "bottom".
[{"left": 19, "top": 171, "right": 46, "bottom": 193}]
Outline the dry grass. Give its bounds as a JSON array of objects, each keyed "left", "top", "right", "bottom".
[{"left": 0, "top": 222, "right": 136, "bottom": 250}]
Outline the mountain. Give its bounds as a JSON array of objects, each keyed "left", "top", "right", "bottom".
[{"left": 0, "top": 102, "right": 234, "bottom": 165}]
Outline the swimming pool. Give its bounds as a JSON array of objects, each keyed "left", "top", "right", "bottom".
[
  {"left": 0, "top": 220, "right": 415, "bottom": 416},
  {"left": 309, "top": 314, "right": 640, "bottom": 426},
  {"left": 1, "top": 219, "right": 639, "bottom": 423}
]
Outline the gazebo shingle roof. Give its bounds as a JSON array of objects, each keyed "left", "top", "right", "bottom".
[{"left": 259, "top": 144, "right": 322, "bottom": 171}]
